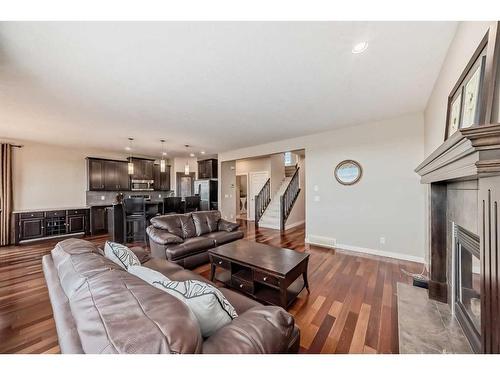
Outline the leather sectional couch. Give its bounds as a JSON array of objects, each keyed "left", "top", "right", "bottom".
[
  {"left": 42, "top": 238, "right": 300, "bottom": 354},
  {"left": 146, "top": 211, "right": 244, "bottom": 269}
]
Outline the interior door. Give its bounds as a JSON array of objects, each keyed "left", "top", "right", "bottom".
[{"left": 249, "top": 171, "right": 269, "bottom": 221}]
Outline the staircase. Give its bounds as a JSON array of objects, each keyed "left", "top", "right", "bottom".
[
  {"left": 258, "top": 177, "right": 292, "bottom": 230},
  {"left": 257, "top": 164, "right": 301, "bottom": 231}
]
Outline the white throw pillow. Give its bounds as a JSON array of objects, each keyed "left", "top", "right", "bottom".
[
  {"left": 128, "top": 265, "right": 238, "bottom": 337},
  {"left": 104, "top": 241, "right": 141, "bottom": 270}
]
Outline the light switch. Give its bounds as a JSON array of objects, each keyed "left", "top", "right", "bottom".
[
  {"left": 314, "top": 195, "right": 320, "bottom": 202},
  {"left": 313, "top": 185, "right": 319, "bottom": 192},
  {"left": 224, "top": 194, "right": 229, "bottom": 198}
]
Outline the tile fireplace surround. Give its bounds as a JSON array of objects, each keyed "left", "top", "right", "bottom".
[{"left": 416, "top": 124, "right": 500, "bottom": 353}]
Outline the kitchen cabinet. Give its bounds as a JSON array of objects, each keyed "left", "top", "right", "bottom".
[
  {"left": 87, "top": 158, "right": 129, "bottom": 191},
  {"left": 197, "top": 159, "right": 218, "bottom": 179},
  {"left": 88, "top": 158, "right": 105, "bottom": 190},
  {"left": 14, "top": 209, "right": 90, "bottom": 244},
  {"left": 128, "top": 157, "right": 155, "bottom": 181},
  {"left": 153, "top": 164, "right": 171, "bottom": 191}
]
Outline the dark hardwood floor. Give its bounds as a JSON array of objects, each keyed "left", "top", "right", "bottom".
[{"left": 0, "top": 220, "right": 423, "bottom": 354}]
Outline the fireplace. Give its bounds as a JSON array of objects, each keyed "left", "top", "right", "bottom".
[{"left": 455, "top": 225, "right": 481, "bottom": 352}]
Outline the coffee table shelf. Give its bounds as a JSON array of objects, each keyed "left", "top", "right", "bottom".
[{"left": 208, "top": 239, "right": 310, "bottom": 310}]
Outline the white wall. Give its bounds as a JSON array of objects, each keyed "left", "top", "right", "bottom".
[
  {"left": 219, "top": 112, "right": 426, "bottom": 262},
  {"left": 170, "top": 157, "right": 198, "bottom": 195},
  {"left": 424, "top": 21, "right": 491, "bottom": 156},
  {"left": 11, "top": 141, "right": 128, "bottom": 210}
]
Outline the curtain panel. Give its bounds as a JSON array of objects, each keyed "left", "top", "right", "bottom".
[{"left": 0, "top": 143, "right": 13, "bottom": 246}]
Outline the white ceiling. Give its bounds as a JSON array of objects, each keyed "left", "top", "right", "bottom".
[{"left": 0, "top": 22, "right": 457, "bottom": 157}]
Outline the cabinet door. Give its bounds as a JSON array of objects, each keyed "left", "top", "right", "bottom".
[
  {"left": 89, "top": 159, "right": 105, "bottom": 190},
  {"left": 153, "top": 164, "right": 161, "bottom": 190},
  {"left": 91, "top": 207, "right": 108, "bottom": 234},
  {"left": 162, "top": 166, "right": 171, "bottom": 190},
  {"left": 143, "top": 160, "right": 154, "bottom": 180},
  {"left": 68, "top": 215, "right": 86, "bottom": 233},
  {"left": 104, "top": 161, "right": 118, "bottom": 190},
  {"left": 20, "top": 218, "right": 45, "bottom": 240},
  {"left": 198, "top": 161, "right": 206, "bottom": 179},
  {"left": 116, "top": 162, "right": 129, "bottom": 190},
  {"left": 210, "top": 160, "right": 218, "bottom": 178}
]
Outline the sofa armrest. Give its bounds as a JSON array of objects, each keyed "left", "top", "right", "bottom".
[
  {"left": 146, "top": 226, "right": 184, "bottom": 245},
  {"left": 218, "top": 218, "right": 240, "bottom": 232},
  {"left": 202, "top": 306, "right": 295, "bottom": 354}
]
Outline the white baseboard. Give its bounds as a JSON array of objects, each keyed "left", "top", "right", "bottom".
[
  {"left": 305, "top": 235, "right": 425, "bottom": 264},
  {"left": 285, "top": 220, "right": 305, "bottom": 230}
]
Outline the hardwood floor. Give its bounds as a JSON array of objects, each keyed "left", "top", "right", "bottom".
[{"left": 0, "top": 221, "right": 423, "bottom": 354}]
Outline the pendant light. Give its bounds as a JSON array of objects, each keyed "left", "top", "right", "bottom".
[
  {"left": 184, "top": 145, "right": 190, "bottom": 175},
  {"left": 160, "top": 139, "right": 167, "bottom": 173},
  {"left": 127, "top": 138, "right": 134, "bottom": 175}
]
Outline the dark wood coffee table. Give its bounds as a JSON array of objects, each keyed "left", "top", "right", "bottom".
[{"left": 208, "top": 239, "right": 310, "bottom": 309}]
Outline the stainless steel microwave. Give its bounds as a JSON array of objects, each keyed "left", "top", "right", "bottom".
[{"left": 131, "top": 179, "right": 154, "bottom": 191}]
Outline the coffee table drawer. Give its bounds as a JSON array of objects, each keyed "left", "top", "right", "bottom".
[
  {"left": 254, "top": 270, "right": 280, "bottom": 287},
  {"left": 211, "top": 255, "right": 230, "bottom": 270},
  {"left": 231, "top": 277, "right": 254, "bottom": 294}
]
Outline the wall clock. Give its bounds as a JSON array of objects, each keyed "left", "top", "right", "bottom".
[{"left": 334, "top": 160, "right": 362, "bottom": 185}]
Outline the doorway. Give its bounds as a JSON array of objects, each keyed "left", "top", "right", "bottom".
[
  {"left": 236, "top": 174, "right": 248, "bottom": 220},
  {"left": 248, "top": 171, "right": 269, "bottom": 221},
  {"left": 176, "top": 172, "right": 196, "bottom": 198}
]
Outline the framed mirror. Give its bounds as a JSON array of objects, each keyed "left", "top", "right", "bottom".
[{"left": 334, "top": 160, "right": 362, "bottom": 185}]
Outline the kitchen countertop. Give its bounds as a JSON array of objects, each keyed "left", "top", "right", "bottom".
[{"left": 12, "top": 206, "right": 91, "bottom": 214}]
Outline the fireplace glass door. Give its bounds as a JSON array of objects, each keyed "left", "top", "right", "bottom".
[{"left": 455, "top": 225, "right": 481, "bottom": 352}]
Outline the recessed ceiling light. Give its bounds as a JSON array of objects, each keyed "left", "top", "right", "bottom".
[
  {"left": 189, "top": 153, "right": 195, "bottom": 157},
  {"left": 125, "top": 146, "right": 131, "bottom": 151},
  {"left": 162, "top": 152, "right": 167, "bottom": 156},
  {"left": 352, "top": 41, "right": 368, "bottom": 54},
  {"left": 200, "top": 151, "right": 206, "bottom": 155}
]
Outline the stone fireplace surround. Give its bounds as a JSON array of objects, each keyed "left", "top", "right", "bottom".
[{"left": 416, "top": 124, "right": 500, "bottom": 353}]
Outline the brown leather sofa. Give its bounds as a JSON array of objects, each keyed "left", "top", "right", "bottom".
[
  {"left": 146, "top": 211, "right": 244, "bottom": 269},
  {"left": 42, "top": 238, "right": 300, "bottom": 354}
]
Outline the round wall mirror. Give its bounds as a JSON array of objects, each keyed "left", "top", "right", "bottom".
[{"left": 334, "top": 160, "right": 362, "bottom": 185}]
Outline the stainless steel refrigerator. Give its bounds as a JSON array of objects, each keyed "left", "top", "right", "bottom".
[{"left": 194, "top": 179, "right": 218, "bottom": 211}]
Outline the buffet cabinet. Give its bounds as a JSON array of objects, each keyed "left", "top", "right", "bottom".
[{"left": 14, "top": 208, "right": 90, "bottom": 244}]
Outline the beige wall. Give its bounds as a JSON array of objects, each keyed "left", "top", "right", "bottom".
[
  {"left": 424, "top": 21, "right": 491, "bottom": 156},
  {"left": 170, "top": 157, "right": 198, "bottom": 195},
  {"left": 220, "top": 161, "right": 236, "bottom": 221},
  {"left": 11, "top": 141, "right": 128, "bottom": 210},
  {"left": 270, "top": 153, "right": 285, "bottom": 197},
  {"left": 219, "top": 112, "right": 425, "bottom": 262}
]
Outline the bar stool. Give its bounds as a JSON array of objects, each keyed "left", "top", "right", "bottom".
[
  {"left": 184, "top": 196, "right": 201, "bottom": 213},
  {"left": 123, "top": 197, "right": 147, "bottom": 244},
  {"left": 163, "top": 196, "right": 183, "bottom": 214}
]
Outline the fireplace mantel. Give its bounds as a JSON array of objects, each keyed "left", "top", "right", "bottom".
[{"left": 415, "top": 124, "right": 500, "bottom": 183}]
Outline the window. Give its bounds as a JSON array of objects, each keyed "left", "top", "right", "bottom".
[{"left": 284, "top": 152, "right": 293, "bottom": 166}]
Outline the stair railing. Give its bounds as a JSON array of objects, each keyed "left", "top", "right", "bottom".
[
  {"left": 280, "top": 166, "right": 301, "bottom": 231},
  {"left": 254, "top": 178, "right": 271, "bottom": 226}
]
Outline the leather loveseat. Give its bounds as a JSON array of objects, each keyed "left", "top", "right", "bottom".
[
  {"left": 42, "top": 238, "right": 300, "bottom": 354},
  {"left": 146, "top": 211, "right": 244, "bottom": 269}
]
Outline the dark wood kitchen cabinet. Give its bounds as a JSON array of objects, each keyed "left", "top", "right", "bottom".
[
  {"left": 153, "top": 164, "right": 171, "bottom": 191},
  {"left": 88, "top": 158, "right": 106, "bottom": 190},
  {"left": 129, "top": 157, "right": 155, "bottom": 181},
  {"left": 87, "top": 158, "right": 129, "bottom": 191},
  {"left": 197, "top": 159, "right": 218, "bottom": 179},
  {"left": 14, "top": 209, "right": 90, "bottom": 244}
]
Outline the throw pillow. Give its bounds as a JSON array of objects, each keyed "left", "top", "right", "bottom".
[
  {"left": 104, "top": 241, "right": 141, "bottom": 270},
  {"left": 128, "top": 265, "right": 238, "bottom": 337}
]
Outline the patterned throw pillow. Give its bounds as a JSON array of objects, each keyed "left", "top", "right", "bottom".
[
  {"left": 128, "top": 265, "right": 238, "bottom": 337},
  {"left": 104, "top": 241, "right": 141, "bottom": 270}
]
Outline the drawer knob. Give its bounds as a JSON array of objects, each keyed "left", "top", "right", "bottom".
[
  {"left": 263, "top": 277, "right": 268, "bottom": 281},
  {"left": 239, "top": 284, "right": 243, "bottom": 288},
  {"left": 218, "top": 261, "right": 222, "bottom": 265}
]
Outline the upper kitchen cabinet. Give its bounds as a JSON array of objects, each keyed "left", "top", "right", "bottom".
[
  {"left": 197, "top": 158, "right": 218, "bottom": 179},
  {"left": 87, "top": 158, "right": 129, "bottom": 191},
  {"left": 88, "top": 158, "right": 105, "bottom": 190},
  {"left": 153, "top": 164, "right": 171, "bottom": 191},
  {"left": 128, "top": 157, "right": 155, "bottom": 181}
]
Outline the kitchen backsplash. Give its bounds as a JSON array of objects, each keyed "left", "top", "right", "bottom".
[{"left": 86, "top": 190, "right": 174, "bottom": 206}]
